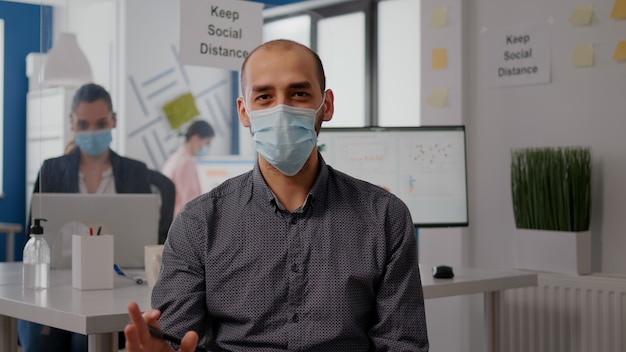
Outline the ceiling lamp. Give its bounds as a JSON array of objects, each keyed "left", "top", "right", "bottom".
[{"left": 42, "top": 32, "right": 93, "bottom": 87}]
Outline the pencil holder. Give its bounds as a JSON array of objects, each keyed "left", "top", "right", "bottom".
[{"left": 72, "top": 234, "right": 114, "bottom": 290}]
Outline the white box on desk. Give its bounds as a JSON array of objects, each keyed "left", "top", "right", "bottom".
[{"left": 72, "top": 234, "right": 114, "bottom": 290}]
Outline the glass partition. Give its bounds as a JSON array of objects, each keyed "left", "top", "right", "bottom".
[{"left": 3, "top": 0, "right": 427, "bottom": 260}]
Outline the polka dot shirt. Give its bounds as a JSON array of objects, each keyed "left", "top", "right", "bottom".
[{"left": 152, "top": 156, "right": 429, "bottom": 351}]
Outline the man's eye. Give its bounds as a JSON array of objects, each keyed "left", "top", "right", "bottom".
[{"left": 294, "top": 92, "right": 309, "bottom": 97}]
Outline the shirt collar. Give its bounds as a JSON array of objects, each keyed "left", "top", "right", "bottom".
[{"left": 251, "top": 153, "right": 330, "bottom": 214}]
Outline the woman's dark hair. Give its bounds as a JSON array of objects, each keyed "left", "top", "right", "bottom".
[
  {"left": 71, "top": 83, "right": 114, "bottom": 113},
  {"left": 185, "top": 120, "right": 215, "bottom": 142}
]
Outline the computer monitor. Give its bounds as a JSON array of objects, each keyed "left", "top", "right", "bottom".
[
  {"left": 317, "top": 126, "right": 468, "bottom": 227},
  {"left": 30, "top": 193, "right": 160, "bottom": 269},
  {"left": 196, "top": 155, "right": 256, "bottom": 193}
]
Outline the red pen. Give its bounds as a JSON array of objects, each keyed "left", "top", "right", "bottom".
[{"left": 90, "top": 227, "right": 93, "bottom": 236}]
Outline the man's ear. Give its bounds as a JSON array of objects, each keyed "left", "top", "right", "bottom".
[
  {"left": 322, "top": 89, "right": 334, "bottom": 122},
  {"left": 111, "top": 112, "right": 118, "bottom": 128},
  {"left": 237, "top": 97, "right": 250, "bottom": 127}
]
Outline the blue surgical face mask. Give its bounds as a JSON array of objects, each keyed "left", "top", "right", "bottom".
[
  {"left": 195, "top": 144, "right": 210, "bottom": 157},
  {"left": 74, "top": 129, "right": 113, "bottom": 156},
  {"left": 247, "top": 98, "right": 324, "bottom": 176}
]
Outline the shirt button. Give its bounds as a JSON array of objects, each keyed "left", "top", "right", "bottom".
[
  {"left": 292, "top": 313, "right": 299, "bottom": 323},
  {"left": 291, "top": 217, "right": 297, "bottom": 224},
  {"left": 291, "top": 263, "right": 299, "bottom": 273}
]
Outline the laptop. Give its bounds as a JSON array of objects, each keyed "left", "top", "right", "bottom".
[{"left": 30, "top": 193, "right": 160, "bottom": 269}]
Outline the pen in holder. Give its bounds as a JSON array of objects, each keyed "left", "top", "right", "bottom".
[{"left": 72, "top": 234, "right": 114, "bottom": 290}]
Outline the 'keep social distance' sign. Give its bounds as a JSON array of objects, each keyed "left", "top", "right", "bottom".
[{"left": 180, "top": 0, "right": 263, "bottom": 71}]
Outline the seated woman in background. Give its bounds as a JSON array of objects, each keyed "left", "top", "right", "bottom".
[
  {"left": 161, "top": 119, "right": 215, "bottom": 217},
  {"left": 19, "top": 82, "right": 152, "bottom": 352}
]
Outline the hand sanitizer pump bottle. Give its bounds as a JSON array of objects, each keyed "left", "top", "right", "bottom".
[{"left": 23, "top": 218, "right": 51, "bottom": 289}]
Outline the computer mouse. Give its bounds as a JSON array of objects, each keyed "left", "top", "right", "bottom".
[{"left": 432, "top": 265, "right": 454, "bottom": 279}]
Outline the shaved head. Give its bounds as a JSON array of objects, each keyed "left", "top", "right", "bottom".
[{"left": 240, "top": 39, "right": 326, "bottom": 97}]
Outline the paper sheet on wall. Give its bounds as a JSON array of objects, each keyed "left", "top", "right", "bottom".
[
  {"left": 571, "top": 44, "right": 594, "bottom": 68},
  {"left": 610, "top": 0, "right": 626, "bottom": 19},
  {"left": 568, "top": 5, "right": 593, "bottom": 25},
  {"left": 613, "top": 41, "right": 626, "bottom": 61},
  {"left": 432, "top": 48, "right": 448, "bottom": 70},
  {"left": 485, "top": 24, "right": 551, "bottom": 87},
  {"left": 429, "top": 7, "right": 448, "bottom": 28}
]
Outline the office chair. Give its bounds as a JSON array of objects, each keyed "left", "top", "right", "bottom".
[{"left": 147, "top": 169, "right": 175, "bottom": 244}]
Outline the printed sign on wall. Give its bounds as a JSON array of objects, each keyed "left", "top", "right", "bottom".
[
  {"left": 180, "top": 0, "right": 263, "bottom": 71},
  {"left": 486, "top": 24, "right": 551, "bottom": 87}
]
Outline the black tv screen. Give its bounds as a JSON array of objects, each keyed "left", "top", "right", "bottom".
[{"left": 317, "top": 126, "right": 468, "bottom": 227}]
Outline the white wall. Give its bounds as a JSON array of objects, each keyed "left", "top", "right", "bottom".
[
  {"left": 466, "top": 0, "right": 626, "bottom": 350},
  {"left": 418, "top": 1, "right": 471, "bottom": 351},
  {"left": 467, "top": 0, "right": 626, "bottom": 274}
]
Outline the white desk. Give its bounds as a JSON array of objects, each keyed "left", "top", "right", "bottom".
[
  {"left": 421, "top": 265, "right": 538, "bottom": 352},
  {"left": 0, "top": 223, "right": 22, "bottom": 262},
  {"left": 0, "top": 263, "right": 536, "bottom": 352},
  {"left": 0, "top": 262, "right": 150, "bottom": 352}
]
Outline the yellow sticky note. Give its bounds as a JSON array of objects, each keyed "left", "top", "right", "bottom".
[
  {"left": 430, "top": 7, "right": 448, "bottom": 28},
  {"left": 571, "top": 44, "right": 594, "bottom": 68},
  {"left": 610, "top": 0, "right": 626, "bottom": 19},
  {"left": 432, "top": 48, "right": 448, "bottom": 70},
  {"left": 613, "top": 41, "right": 626, "bottom": 61},
  {"left": 426, "top": 88, "right": 448, "bottom": 108},
  {"left": 162, "top": 92, "right": 200, "bottom": 130},
  {"left": 568, "top": 5, "right": 593, "bottom": 25}
]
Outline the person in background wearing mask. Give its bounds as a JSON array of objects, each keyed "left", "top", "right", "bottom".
[
  {"left": 124, "top": 39, "right": 429, "bottom": 352},
  {"left": 19, "top": 82, "right": 152, "bottom": 352},
  {"left": 161, "top": 119, "right": 215, "bottom": 217}
]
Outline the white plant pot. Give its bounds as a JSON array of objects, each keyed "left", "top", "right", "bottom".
[{"left": 515, "top": 229, "right": 591, "bottom": 275}]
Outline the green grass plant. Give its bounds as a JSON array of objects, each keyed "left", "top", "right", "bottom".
[{"left": 511, "top": 147, "right": 591, "bottom": 232}]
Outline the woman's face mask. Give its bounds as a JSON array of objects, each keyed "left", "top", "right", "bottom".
[
  {"left": 195, "top": 144, "right": 210, "bottom": 157},
  {"left": 247, "top": 98, "right": 325, "bottom": 176},
  {"left": 74, "top": 129, "right": 113, "bottom": 156}
]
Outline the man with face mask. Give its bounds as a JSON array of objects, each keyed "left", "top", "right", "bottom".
[
  {"left": 19, "top": 83, "right": 152, "bottom": 352},
  {"left": 124, "top": 39, "right": 429, "bottom": 352}
]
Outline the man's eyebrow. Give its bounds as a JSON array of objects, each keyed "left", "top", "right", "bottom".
[
  {"left": 251, "top": 85, "right": 273, "bottom": 93},
  {"left": 289, "top": 81, "right": 313, "bottom": 90},
  {"left": 250, "top": 81, "right": 314, "bottom": 94}
]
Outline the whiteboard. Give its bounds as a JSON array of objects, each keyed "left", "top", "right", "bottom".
[{"left": 318, "top": 126, "right": 468, "bottom": 227}]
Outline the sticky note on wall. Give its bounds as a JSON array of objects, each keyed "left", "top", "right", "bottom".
[
  {"left": 610, "top": 0, "right": 626, "bottom": 19},
  {"left": 426, "top": 88, "right": 448, "bottom": 108},
  {"left": 432, "top": 48, "right": 448, "bottom": 70},
  {"left": 568, "top": 5, "right": 593, "bottom": 25},
  {"left": 162, "top": 92, "right": 200, "bottom": 130},
  {"left": 430, "top": 7, "right": 448, "bottom": 28},
  {"left": 613, "top": 41, "right": 626, "bottom": 61},
  {"left": 571, "top": 44, "right": 594, "bottom": 67}
]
